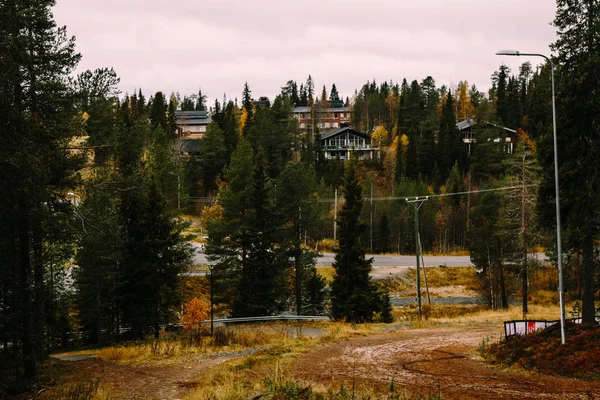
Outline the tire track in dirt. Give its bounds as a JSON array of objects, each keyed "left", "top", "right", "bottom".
[
  {"left": 68, "top": 347, "right": 267, "bottom": 400},
  {"left": 291, "top": 325, "right": 600, "bottom": 399}
]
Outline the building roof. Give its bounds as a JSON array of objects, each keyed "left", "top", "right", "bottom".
[
  {"left": 456, "top": 118, "right": 517, "bottom": 134},
  {"left": 292, "top": 106, "right": 352, "bottom": 113},
  {"left": 175, "top": 110, "right": 209, "bottom": 119},
  {"left": 456, "top": 117, "right": 477, "bottom": 131},
  {"left": 320, "top": 126, "right": 370, "bottom": 141},
  {"left": 176, "top": 110, "right": 211, "bottom": 126}
]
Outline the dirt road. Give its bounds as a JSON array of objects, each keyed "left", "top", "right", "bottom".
[{"left": 292, "top": 325, "right": 600, "bottom": 399}]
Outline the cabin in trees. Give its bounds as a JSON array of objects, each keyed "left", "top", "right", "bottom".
[
  {"left": 175, "top": 110, "right": 212, "bottom": 138},
  {"left": 457, "top": 118, "right": 517, "bottom": 154},
  {"left": 320, "top": 126, "right": 375, "bottom": 160},
  {"left": 292, "top": 100, "right": 352, "bottom": 130}
]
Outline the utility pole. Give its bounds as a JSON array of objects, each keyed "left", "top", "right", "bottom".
[
  {"left": 370, "top": 181, "right": 373, "bottom": 253},
  {"left": 406, "top": 197, "right": 428, "bottom": 319}
]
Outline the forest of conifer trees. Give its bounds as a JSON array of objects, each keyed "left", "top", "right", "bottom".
[{"left": 1, "top": 0, "right": 599, "bottom": 389}]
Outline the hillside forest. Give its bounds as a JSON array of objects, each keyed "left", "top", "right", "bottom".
[{"left": 0, "top": 0, "right": 598, "bottom": 387}]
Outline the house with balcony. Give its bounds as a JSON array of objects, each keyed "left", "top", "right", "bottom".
[
  {"left": 457, "top": 118, "right": 517, "bottom": 154},
  {"left": 175, "top": 110, "right": 212, "bottom": 138},
  {"left": 320, "top": 126, "right": 375, "bottom": 160},
  {"left": 293, "top": 100, "right": 352, "bottom": 130}
]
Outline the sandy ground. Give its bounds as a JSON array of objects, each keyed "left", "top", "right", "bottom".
[
  {"left": 291, "top": 325, "right": 600, "bottom": 400},
  {"left": 65, "top": 350, "right": 252, "bottom": 400},
  {"left": 55, "top": 325, "right": 600, "bottom": 399}
]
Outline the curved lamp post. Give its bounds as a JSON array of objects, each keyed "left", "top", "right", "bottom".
[{"left": 495, "top": 50, "right": 566, "bottom": 345}]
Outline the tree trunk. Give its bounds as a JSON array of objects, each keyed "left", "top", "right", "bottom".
[
  {"left": 19, "top": 200, "right": 36, "bottom": 379},
  {"left": 581, "top": 229, "right": 596, "bottom": 324},
  {"left": 33, "top": 221, "right": 45, "bottom": 359},
  {"left": 295, "top": 247, "right": 302, "bottom": 316},
  {"left": 521, "top": 164, "right": 528, "bottom": 316},
  {"left": 499, "top": 264, "right": 508, "bottom": 309}
]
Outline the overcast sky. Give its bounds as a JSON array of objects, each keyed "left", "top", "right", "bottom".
[{"left": 52, "top": 0, "right": 557, "bottom": 105}]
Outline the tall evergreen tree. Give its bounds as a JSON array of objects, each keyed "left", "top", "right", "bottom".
[
  {"left": 276, "top": 163, "right": 324, "bottom": 315},
  {"left": 542, "top": 0, "right": 600, "bottom": 323},
  {"left": 330, "top": 83, "right": 340, "bottom": 101},
  {"left": 0, "top": 0, "right": 83, "bottom": 379},
  {"left": 195, "top": 87, "right": 207, "bottom": 111},
  {"left": 502, "top": 130, "right": 541, "bottom": 315},
  {"left": 495, "top": 65, "right": 510, "bottom": 125},
  {"left": 149, "top": 91, "right": 168, "bottom": 132},
  {"left": 331, "top": 157, "right": 379, "bottom": 322}
]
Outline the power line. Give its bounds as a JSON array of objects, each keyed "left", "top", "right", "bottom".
[{"left": 314, "top": 184, "right": 537, "bottom": 203}]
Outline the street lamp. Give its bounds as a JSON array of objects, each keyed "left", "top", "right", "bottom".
[
  {"left": 208, "top": 261, "right": 215, "bottom": 336},
  {"left": 495, "top": 50, "right": 566, "bottom": 344}
]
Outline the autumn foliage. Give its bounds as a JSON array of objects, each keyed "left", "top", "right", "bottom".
[
  {"left": 180, "top": 298, "right": 211, "bottom": 334},
  {"left": 482, "top": 323, "right": 600, "bottom": 380}
]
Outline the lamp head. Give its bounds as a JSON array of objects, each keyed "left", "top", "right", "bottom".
[{"left": 496, "top": 50, "right": 520, "bottom": 56}]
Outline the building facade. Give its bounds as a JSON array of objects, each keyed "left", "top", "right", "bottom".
[
  {"left": 320, "top": 126, "right": 375, "bottom": 160},
  {"left": 175, "top": 110, "right": 212, "bottom": 138},
  {"left": 292, "top": 100, "right": 352, "bottom": 130}
]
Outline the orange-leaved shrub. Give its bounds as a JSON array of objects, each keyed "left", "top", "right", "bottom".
[{"left": 180, "top": 298, "right": 210, "bottom": 334}]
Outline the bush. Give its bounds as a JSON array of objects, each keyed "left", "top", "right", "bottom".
[
  {"left": 180, "top": 298, "right": 211, "bottom": 334},
  {"left": 483, "top": 323, "right": 600, "bottom": 380}
]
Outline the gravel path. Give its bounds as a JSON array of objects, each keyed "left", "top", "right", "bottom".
[{"left": 291, "top": 325, "right": 600, "bottom": 399}]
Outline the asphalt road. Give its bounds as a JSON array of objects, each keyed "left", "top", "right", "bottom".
[{"left": 191, "top": 242, "right": 473, "bottom": 268}]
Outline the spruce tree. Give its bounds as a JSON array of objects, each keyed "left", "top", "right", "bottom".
[
  {"left": 195, "top": 88, "right": 207, "bottom": 111},
  {"left": 330, "top": 83, "right": 340, "bottom": 101},
  {"left": 276, "top": 163, "right": 323, "bottom": 314},
  {"left": 331, "top": 157, "right": 379, "bottom": 322},
  {"left": 543, "top": 0, "right": 600, "bottom": 323},
  {"left": 149, "top": 91, "right": 168, "bottom": 132},
  {"left": 232, "top": 151, "right": 286, "bottom": 316},
  {"left": 0, "top": 0, "right": 83, "bottom": 379}
]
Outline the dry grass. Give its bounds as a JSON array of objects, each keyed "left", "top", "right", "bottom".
[
  {"left": 95, "top": 325, "right": 297, "bottom": 364},
  {"left": 183, "top": 348, "right": 438, "bottom": 400},
  {"left": 181, "top": 214, "right": 204, "bottom": 243},
  {"left": 410, "top": 266, "right": 479, "bottom": 289},
  {"left": 434, "top": 304, "right": 564, "bottom": 324},
  {"left": 181, "top": 322, "right": 382, "bottom": 400},
  {"left": 317, "top": 266, "right": 335, "bottom": 283},
  {"left": 424, "top": 249, "right": 471, "bottom": 256}
]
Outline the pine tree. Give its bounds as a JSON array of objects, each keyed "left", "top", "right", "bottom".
[
  {"left": 232, "top": 151, "right": 286, "bottom": 316},
  {"left": 195, "top": 87, "right": 207, "bottom": 111},
  {"left": 306, "top": 75, "right": 314, "bottom": 106},
  {"left": 502, "top": 130, "right": 540, "bottom": 315},
  {"left": 76, "top": 173, "right": 122, "bottom": 344},
  {"left": 466, "top": 187, "right": 512, "bottom": 309},
  {"left": 330, "top": 83, "right": 340, "bottom": 101},
  {"left": 75, "top": 68, "right": 120, "bottom": 165},
  {"left": 437, "top": 91, "right": 456, "bottom": 181},
  {"left": 544, "top": 0, "right": 600, "bottom": 323},
  {"left": 0, "top": 0, "right": 83, "bottom": 379},
  {"left": 495, "top": 65, "right": 510, "bottom": 125},
  {"left": 276, "top": 163, "right": 321, "bottom": 314},
  {"left": 197, "top": 122, "right": 227, "bottom": 194},
  {"left": 241, "top": 82, "right": 254, "bottom": 136},
  {"left": 331, "top": 157, "right": 379, "bottom": 322},
  {"left": 149, "top": 91, "right": 168, "bottom": 132}
]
